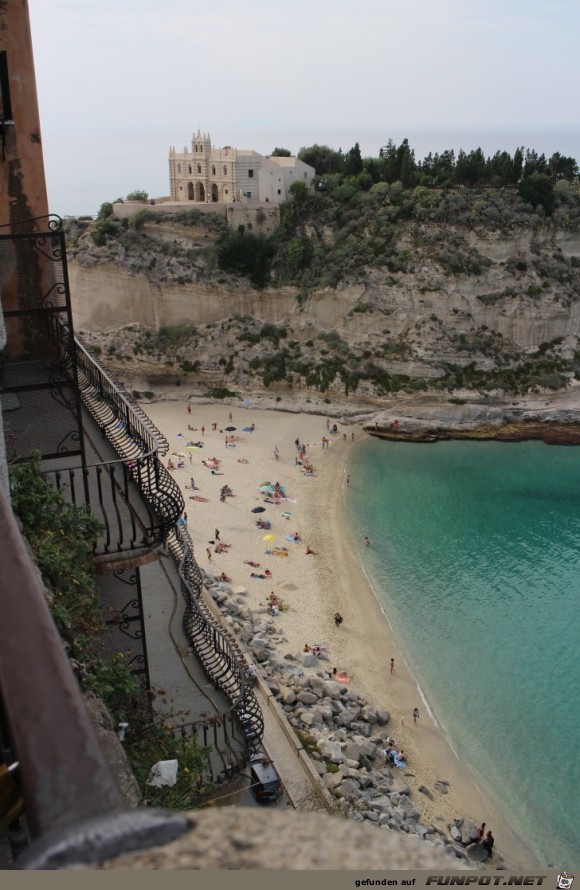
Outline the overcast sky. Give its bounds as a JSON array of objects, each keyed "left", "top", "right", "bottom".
[{"left": 28, "top": 0, "right": 580, "bottom": 216}]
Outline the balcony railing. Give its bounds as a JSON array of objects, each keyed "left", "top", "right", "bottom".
[
  {"left": 170, "top": 526, "right": 264, "bottom": 755},
  {"left": 0, "top": 485, "right": 191, "bottom": 869},
  {"left": 61, "top": 332, "right": 263, "bottom": 747},
  {"left": 0, "top": 218, "right": 264, "bottom": 864}
]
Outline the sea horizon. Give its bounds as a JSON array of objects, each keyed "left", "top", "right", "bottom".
[{"left": 44, "top": 124, "right": 580, "bottom": 219}]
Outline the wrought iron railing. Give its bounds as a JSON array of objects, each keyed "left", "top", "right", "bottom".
[
  {"left": 169, "top": 526, "right": 264, "bottom": 755},
  {"left": 65, "top": 330, "right": 263, "bottom": 751},
  {"left": 42, "top": 322, "right": 184, "bottom": 554},
  {"left": 0, "top": 485, "right": 191, "bottom": 868},
  {"left": 43, "top": 456, "right": 160, "bottom": 555}
]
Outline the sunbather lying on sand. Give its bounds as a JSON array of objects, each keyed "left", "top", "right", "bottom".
[{"left": 244, "top": 560, "right": 260, "bottom": 568}]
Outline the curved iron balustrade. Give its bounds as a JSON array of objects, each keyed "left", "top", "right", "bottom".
[
  {"left": 65, "top": 329, "right": 264, "bottom": 752},
  {"left": 169, "top": 526, "right": 264, "bottom": 754}
]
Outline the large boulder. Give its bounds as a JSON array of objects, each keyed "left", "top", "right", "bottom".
[
  {"left": 466, "top": 842, "right": 489, "bottom": 863},
  {"left": 460, "top": 818, "right": 480, "bottom": 846},
  {"left": 297, "top": 691, "right": 318, "bottom": 705},
  {"left": 280, "top": 687, "right": 296, "bottom": 706},
  {"left": 316, "top": 739, "right": 345, "bottom": 764}
]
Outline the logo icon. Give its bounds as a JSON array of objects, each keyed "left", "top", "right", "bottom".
[{"left": 557, "top": 873, "right": 574, "bottom": 890}]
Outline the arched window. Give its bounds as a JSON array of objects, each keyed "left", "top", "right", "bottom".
[
  {"left": 223, "top": 165, "right": 227, "bottom": 175},
  {"left": 188, "top": 165, "right": 192, "bottom": 174},
  {"left": 212, "top": 165, "right": 216, "bottom": 175},
  {"left": 197, "top": 164, "right": 201, "bottom": 174},
  {"left": 177, "top": 163, "right": 181, "bottom": 174}
]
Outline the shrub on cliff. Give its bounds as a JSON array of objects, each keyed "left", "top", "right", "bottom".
[{"left": 217, "top": 227, "right": 275, "bottom": 289}]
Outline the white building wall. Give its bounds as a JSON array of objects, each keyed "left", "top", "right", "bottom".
[{"left": 168, "top": 133, "right": 315, "bottom": 204}]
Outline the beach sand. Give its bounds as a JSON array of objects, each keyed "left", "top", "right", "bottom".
[{"left": 145, "top": 400, "right": 537, "bottom": 868}]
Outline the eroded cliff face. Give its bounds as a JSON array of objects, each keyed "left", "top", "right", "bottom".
[
  {"left": 70, "top": 225, "right": 580, "bottom": 345},
  {"left": 67, "top": 213, "right": 580, "bottom": 421}
]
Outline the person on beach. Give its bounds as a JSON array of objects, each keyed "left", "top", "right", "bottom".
[
  {"left": 481, "top": 831, "right": 494, "bottom": 855},
  {"left": 364, "top": 536, "right": 371, "bottom": 547},
  {"left": 390, "top": 657, "right": 395, "bottom": 674},
  {"left": 334, "top": 612, "right": 343, "bottom": 626},
  {"left": 212, "top": 422, "right": 217, "bottom": 431},
  {"left": 274, "top": 446, "right": 280, "bottom": 461},
  {"left": 305, "top": 545, "right": 316, "bottom": 555},
  {"left": 206, "top": 548, "right": 212, "bottom": 562},
  {"left": 478, "top": 822, "right": 486, "bottom": 839},
  {"left": 413, "top": 707, "right": 419, "bottom": 724},
  {"left": 215, "top": 528, "right": 220, "bottom": 541},
  {"left": 347, "top": 474, "right": 350, "bottom": 486},
  {"left": 219, "top": 572, "right": 231, "bottom": 582},
  {"left": 187, "top": 404, "right": 191, "bottom": 414},
  {"left": 201, "top": 425, "right": 205, "bottom": 436},
  {"left": 228, "top": 412, "right": 233, "bottom": 423}
]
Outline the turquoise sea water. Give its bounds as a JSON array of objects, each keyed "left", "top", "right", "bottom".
[{"left": 347, "top": 439, "right": 580, "bottom": 867}]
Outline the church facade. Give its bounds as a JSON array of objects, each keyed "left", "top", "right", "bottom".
[{"left": 168, "top": 131, "right": 315, "bottom": 205}]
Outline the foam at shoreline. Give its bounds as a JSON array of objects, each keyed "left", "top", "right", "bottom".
[{"left": 143, "top": 399, "right": 538, "bottom": 868}]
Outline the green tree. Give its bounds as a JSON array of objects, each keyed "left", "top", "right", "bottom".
[
  {"left": 549, "top": 152, "right": 578, "bottom": 181},
  {"left": 518, "top": 172, "right": 554, "bottom": 215},
  {"left": 217, "top": 228, "right": 274, "bottom": 289},
  {"left": 97, "top": 201, "right": 114, "bottom": 220},
  {"left": 271, "top": 147, "right": 292, "bottom": 156},
  {"left": 126, "top": 189, "right": 149, "bottom": 202},
  {"left": 298, "top": 144, "right": 344, "bottom": 175},
  {"left": 344, "top": 142, "right": 363, "bottom": 176},
  {"left": 513, "top": 147, "right": 524, "bottom": 181}
]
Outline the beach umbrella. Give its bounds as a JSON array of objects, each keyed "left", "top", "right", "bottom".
[
  {"left": 225, "top": 426, "right": 236, "bottom": 432},
  {"left": 259, "top": 485, "right": 273, "bottom": 492},
  {"left": 263, "top": 534, "right": 276, "bottom": 541},
  {"left": 251, "top": 507, "right": 266, "bottom": 513},
  {"left": 260, "top": 481, "right": 272, "bottom": 487}
]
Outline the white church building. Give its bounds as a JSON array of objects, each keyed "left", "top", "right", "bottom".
[{"left": 168, "top": 130, "right": 315, "bottom": 205}]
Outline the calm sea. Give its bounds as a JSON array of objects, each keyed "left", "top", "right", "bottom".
[{"left": 348, "top": 439, "right": 580, "bottom": 867}]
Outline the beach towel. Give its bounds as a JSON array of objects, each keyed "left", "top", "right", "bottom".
[
  {"left": 242, "top": 426, "right": 255, "bottom": 432},
  {"left": 393, "top": 756, "right": 406, "bottom": 769},
  {"left": 190, "top": 496, "right": 209, "bottom": 502}
]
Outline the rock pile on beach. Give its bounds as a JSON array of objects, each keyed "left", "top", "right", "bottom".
[{"left": 204, "top": 572, "right": 502, "bottom": 866}]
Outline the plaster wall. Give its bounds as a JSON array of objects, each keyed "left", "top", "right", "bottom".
[{"left": 0, "top": 0, "right": 49, "bottom": 227}]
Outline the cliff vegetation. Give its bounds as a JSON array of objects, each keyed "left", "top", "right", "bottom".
[{"left": 66, "top": 141, "right": 580, "bottom": 405}]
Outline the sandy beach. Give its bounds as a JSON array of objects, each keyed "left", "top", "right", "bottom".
[{"left": 144, "top": 399, "right": 537, "bottom": 868}]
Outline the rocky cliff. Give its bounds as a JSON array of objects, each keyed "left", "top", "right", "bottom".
[{"left": 65, "top": 189, "right": 580, "bottom": 437}]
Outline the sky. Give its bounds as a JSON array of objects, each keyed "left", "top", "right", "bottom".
[{"left": 28, "top": 0, "right": 580, "bottom": 217}]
